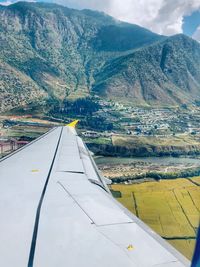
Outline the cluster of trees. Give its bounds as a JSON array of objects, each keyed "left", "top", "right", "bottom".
[
  {"left": 111, "top": 167, "right": 200, "bottom": 183},
  {"left": 63, "top": 98, "right": 100, "bottom": 116},
  {"left": 80, "top": 116, "right": 113, "bottom": 131},
  {"left": 87, "top": 141, "right": 200, "bottom": 157},
  {"left": 47, "top": 97, "right": 114, "bottom": 131},
  {"left": 48, "top": 97, "right": 100, "bottom": 116}
]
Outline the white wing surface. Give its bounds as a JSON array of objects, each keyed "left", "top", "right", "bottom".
[{"left": 0, "top": 125, "right": 190, "bottom": 267}]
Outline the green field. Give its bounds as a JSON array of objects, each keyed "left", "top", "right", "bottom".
[
  {"left": 112, "top": 134, "right": 200, "bottom": 147},
  {"left": 111, "top": 178, "right": 200, "bottom": 260}
]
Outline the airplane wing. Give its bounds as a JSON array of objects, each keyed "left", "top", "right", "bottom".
[{"left": 0, "top": 124, "right": 191, "bottom": 267}]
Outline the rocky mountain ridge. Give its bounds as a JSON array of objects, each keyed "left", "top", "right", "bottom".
[{"left": 0, "top": 2, "right": 200, "bottom": 111}]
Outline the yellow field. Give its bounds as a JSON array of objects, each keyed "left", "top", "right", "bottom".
[
  {"left": 191, "top": 176, "right": 200, "bottom": 185},
  {"left": 111, "top": 178, "right": 200, "bottom": 260}
]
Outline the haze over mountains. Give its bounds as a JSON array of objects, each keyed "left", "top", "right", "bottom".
[{"left": 0, "top": 2, "right": 200, "bottom": 111}]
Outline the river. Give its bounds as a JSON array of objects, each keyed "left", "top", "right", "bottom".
[{"left": 94, "top": 156, "right": 200, "bottom": 166}]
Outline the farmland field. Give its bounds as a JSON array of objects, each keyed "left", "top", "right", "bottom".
[
  {"left": 112, "top": 134, "right": 200, "bottom": 148},
  {"left": 111, "top": 178, "right": 200, "bottom": 260}
]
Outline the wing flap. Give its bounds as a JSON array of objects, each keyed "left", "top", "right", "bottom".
[
  {"left": 33, "top": 176, "right": 137, "bottom": 267},
  {"left": 98, "top": 223, "right": 178, "bottom": 266}
]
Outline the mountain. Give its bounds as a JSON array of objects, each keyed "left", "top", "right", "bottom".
[
  {"left": 0, "top": 2, "right": 200, "bottom": 112},
  {"left": 93, "top": 34, "right": 200, "bottom": 106}
]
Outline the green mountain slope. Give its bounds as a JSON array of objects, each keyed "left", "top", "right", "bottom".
[
  {"left": 0, "top": 2, "right": 199, "bottom": 111},
  {"left": 93, "top": 34, "right": 200, "bottom": 106},
  {"left": 0, "top": 61, "right": 46, "bottom": 111}
]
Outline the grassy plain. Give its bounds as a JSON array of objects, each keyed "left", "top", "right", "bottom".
[
  {"left": 0, "top": 116, "right": 57, "bottom": 139},
  {"left": 111, "top": 178, "right": 200, "bottom": 260},
  {"left": 112, "top": 134, "right": 200, "bottom": 147}
]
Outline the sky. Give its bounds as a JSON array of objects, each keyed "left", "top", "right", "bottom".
[{"left": 0, "top": 0, "right": 200, "bottom": 41}]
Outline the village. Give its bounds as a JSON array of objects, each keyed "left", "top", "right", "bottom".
[
  {"left": 1, "top": 100, "right": 200, "bottom": 158},
  {"left": 82, "top": 99, "right": 200, "bottom": 137}
]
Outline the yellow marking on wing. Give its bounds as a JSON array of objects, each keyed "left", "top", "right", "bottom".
[
  {"left": 31, "top": 169, "right": 39, "bottom": 172},
  {"left": 127, "top": 244, "right": 134, "bottom": 251},
  {"left": 66, "top": 120, "right": 79, "bottom": 128}
]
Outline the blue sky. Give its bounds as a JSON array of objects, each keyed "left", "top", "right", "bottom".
[
  {"left": 183, "top": 10, "right": 200, "bottom": 36},
  {"left": 0, "top": 0, "right": 200, "bottom": 41}
]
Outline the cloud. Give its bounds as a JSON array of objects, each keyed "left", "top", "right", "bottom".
[
  {"left": 150, "top": 0, "right": 200, "bottom": 35},
  {"left": 193, "top": 26, "right": 200, "bottom": 41},
  {"left": 53, "top": 0, "right": 200, "bottom": 35},
  {"left": 1, "top": 0, "right": 200, "bottom": 36},
  {"left": 0, "top": 0, "right": 36, "bottom": 5},
  {"left": 0, "top": 1, "right": 13, "bottom": 5}
]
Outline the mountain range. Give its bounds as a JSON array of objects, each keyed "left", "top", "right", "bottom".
[{"left": 0, "top": 2, "right": 200, "bottom": 112}]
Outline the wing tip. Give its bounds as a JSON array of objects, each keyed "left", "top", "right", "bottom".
[{"left": 66, "top": 120, "right": 79, "bottom": 128}]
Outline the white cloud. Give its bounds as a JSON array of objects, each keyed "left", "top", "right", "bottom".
[
  {"left": 0, "top": 0, "right": 35, "bottom": 5},
  {"left": 1, "top": 0, "right": 200, "bottom": 36},
  {"left": 0, "top": 1, "right": 13, "bottom": 5},
  {"left": 149, "top": 0, "right": 200, "bottom": 35},
  {"left": 54, "top": 0, "right": 200, "bottom": 35},
  {"left": 193, "top": 25, "right": 200, "bottom": 42}
]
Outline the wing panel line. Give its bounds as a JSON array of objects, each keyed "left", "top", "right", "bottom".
[
  {"left": 27, "top": 127, "right": 63, "bottom": 267},
  {"left": 58, "top": 181, "right": 95, "bottom": 224}
]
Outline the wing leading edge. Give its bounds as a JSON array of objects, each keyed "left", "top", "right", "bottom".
[{"left": 0, "top": 124, "right": 190, "bottom": 267}]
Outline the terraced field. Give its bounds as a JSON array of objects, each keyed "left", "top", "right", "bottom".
[{"left": 111, "top": 178, "right": 200, "bottom": 260}]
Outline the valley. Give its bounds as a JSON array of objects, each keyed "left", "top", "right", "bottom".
[
  {"left": 0, "top": 1, "right": 200, "bottom": 262},
  {"left": 1, "top": 106, "right": 200, "bottom": 261}
]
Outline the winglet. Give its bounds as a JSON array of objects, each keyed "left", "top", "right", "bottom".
[{"left": 66, "top": 120, "right": 79, "bottom": 128}]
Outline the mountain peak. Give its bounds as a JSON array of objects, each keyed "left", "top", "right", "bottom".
[{"left": 0, "top": 1, "right": 200, "bottom": 111}]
